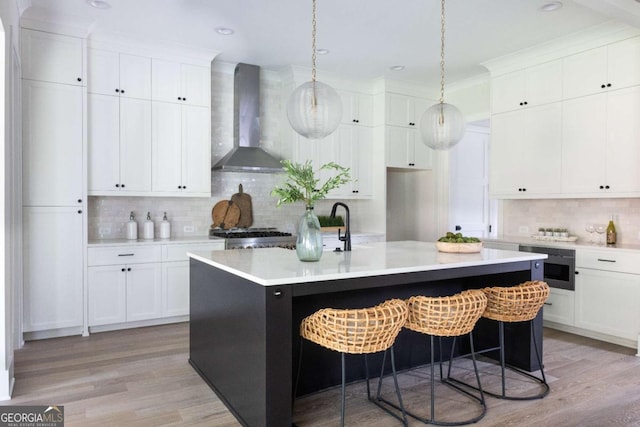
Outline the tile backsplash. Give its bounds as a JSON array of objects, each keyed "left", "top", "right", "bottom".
[{"left": 502, "top": 198, "right": 640, "bottom": 244}]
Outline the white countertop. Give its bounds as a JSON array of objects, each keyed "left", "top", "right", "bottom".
[
  {"left": 486, "top": 235, "right": 640, "bottom": 253},
  {"left": 88, "top": 236, "right": 224, "bottom": 247},
  {"left": 188, "top": 240, "right": 547, "bottom": 287}
]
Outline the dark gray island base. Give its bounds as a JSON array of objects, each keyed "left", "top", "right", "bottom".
[{"left": 188, "top": 242, "right": 545, "bottom": 427}]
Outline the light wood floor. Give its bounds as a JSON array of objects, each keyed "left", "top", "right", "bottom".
[{"left": 2, "top": 323, "right": 640, "bottom": 426}]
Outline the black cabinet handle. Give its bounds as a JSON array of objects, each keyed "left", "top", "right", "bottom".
[
  {"left": 121, "top": 89, "right": 125, "bottom": 94},
  {"left": 575, "top": 271, "right": 579, "bottom": 275},
  {"left": 183, "top": 185, "right": 186, "bottom": 189},
  {"left": 607, "top": 83, "right": 611, "bottom": 87},
  {"left": 601, "top": 84, "right": 606, "bottom": 89},
  {"left": 523, "top": 101, "right": 528, "bottom": 105},
  {"left": 177, "top": 97, "right": 182, "bottom": 101},
  {"left": 116, "top": 184, "right": 120, "bottom": 188},
  {"left": 127, "top": 267, "right": 131, "bottom": 271},
  {"left": 519, "top": 102, "right": 523, "bottom": 106},
  {"left": 121, "top": 184, "right": 125, "bottom": 188},
  {"left": 183, "top": 97, "right": 186, "bottom": 101},
  {"left": 118, "top": 254, "right": 134, "bottom": 257},
  {"left": 455, "top": 225, "right": 462, "bottom": 231},
  {"left": 77, "top": 199, "right": 82, "bottom": 203},
  {"left": 121, "top": 268, "right": 125, "bottom": 272},
  {"left": 115, "top": 88, "right": 120, "bottom": 93},
  {"left": 77, "top": 210, "right": 82, "bottom": 214},
  {"left": 178, "top": 185, "right": 182, "bottom": 189},
  {"left": 77, "top": 77, "right": 82, "bottom": 82},
  {"left": 597, "top": 258, "right": 616, "bottom": 263},
  {"left": 605, "top": 185, "right": 610, "bottom": 189},
  {"left": 544, "top": 302, "right": 553, "bottom": 306}
]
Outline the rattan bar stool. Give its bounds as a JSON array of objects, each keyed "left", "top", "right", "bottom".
[
  {"left": 450, "top": 280, "right": 550, "bottom": 401},
  {"left": 294, "top": 299, "right": 409, "bottom": 427},
  {"left": 380, "top": 290, "right": 488, "bottom": 426}
]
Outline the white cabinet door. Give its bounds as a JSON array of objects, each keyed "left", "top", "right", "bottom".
[
  {"left": 608, "top": 36, "right": 640, "bottom": 92},
  {"left": 575, "top": 268, "right": 640, "bottom": 341},
  {"left": 181, "top": 63, "right": 210, "bottom": 107},
  {"left": 21, "top": 29, "right": 84, "bottom": 86},
  {"left": 23, "top": 80, "right": 84, "bottom": 206},
  {"left": 126, "top": 263, "right": 163, "bottom": 322},
  {"left": 181, "top": 105, "right": 211, "bottom": 195},
  {"left": 152, "top": 60, "right": 209, "bottom": 106},
  {"left": 352, "top": 126, "right": 373, "bottom": 197},
  {"left": 562, "top": 87, "right": 640, "bottom": 196},
  {"left": 152, "top": 102, "right": 183, "bottom": 192},
  {"left": 605, "top": 86, "right": 640, "bottom": 194},
  {"left": 543, "top": 288, "right": 575, "bottom": 326},
  {"left": 89, "top": 50, "right": 151, "bottom": 99},
  {"left": 563, "top": 46, "right": 608, "bottom": 99},
  {"left": 119, "top": 53, "right": 151, "bottom": 100},
  {"left": 339, "top": 90, "right": 373, "bottom": 126},
  {"left": 386, "top": 93, "right": 428, "bottom": 128},
  {"left": 88, "top": 49, "right": 120, "bottom": 96},
  {"left": 490, "top": 103, "right": 561, "bottom": 197},
  {"left": 88, "top": 94, "right": 120, "bottom": 192},
  {"left": 386, "top": 126, "right": 431, "bottom": 170},
  {"left": 294, "top": 135, "right": 318, "bottom": 164},
  {"left": 152, "top": 59, "right": 182, "bottom": 103},
  {"left": 561, "top": 93, "right": 607, "bottom": 194},
  {"left": 491, "top": 60, "right": 562, "bottom": 114},
  {"left": 88, "top": 265, "right": 127, "bottom": 326},
  {"left": 23, "top": 207, "right": 83, "bottom": 332},
  {"left": 88, "top": 95, "right": 151, "bottom": 194},
  {"left": 163, "top": 261, "right": 190, "bottom": 317},
  {"left": 564, "top": 37, "right": 640, "bottom": 100},
  {"left": 120, "top": 98, "right": 152, "bottom": 192}
]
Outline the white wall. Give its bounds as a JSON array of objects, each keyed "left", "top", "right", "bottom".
[{"left": 0, "top": 0, "right": 22, "bottom": 401}]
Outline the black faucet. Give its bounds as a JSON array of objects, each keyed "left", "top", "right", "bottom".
[{"left": 330, "top": 202, "right": 351, "bottom": 252}]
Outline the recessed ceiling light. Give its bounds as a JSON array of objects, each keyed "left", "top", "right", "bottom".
[
  {"left": 87, "top": 0, "right": 111, "bottom": 9},
  {"left": 389, "top": 65, "right": 405, "bottom": 71},
  {"left": 540, "top": 1, "right": 562, "bottom": 12},
  {"left": 316, "top": 48, "right": 329, "bottom": 55},
  {"left": 215, "top": 27, "right": 235, "bottom": 36}
]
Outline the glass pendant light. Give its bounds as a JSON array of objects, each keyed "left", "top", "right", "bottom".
[
  {"left": 420, "top": 0, "right": 465, "bottom": 150},
  {"left": 287, "top": 0, "right": 342, "bottom": 139}
]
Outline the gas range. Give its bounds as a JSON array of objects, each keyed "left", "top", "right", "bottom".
[{"left": 209, "top": 227, "right": 297, "bottom": 250}]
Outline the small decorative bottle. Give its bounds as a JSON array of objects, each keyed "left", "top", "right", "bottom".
[
  {"left": 159, "top": 212, "right": 171, "bottom": 239},
  {"left": 606, "top": 216, "right": 617, "bottom": 245},
  {"left": 143, "top": 212, "right": 155, "bottom": 240},
  {"left": 126, "top": 212, "right": 138, "bottom": 240}
]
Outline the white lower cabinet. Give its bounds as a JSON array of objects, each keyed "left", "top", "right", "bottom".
[
  {"left": 163, "top": 262, "right": 190, "bottom": 317},
  {"left": 575, "top": 268, "right": 640, "bottom": 341},
  {"left": 23, "top": 207, "right": 84, "bottom": 333},
  {"left": 570, "top": 248, "right": 640, "bottom": 347},
  {"left": 543, "top": 288, "right": 574, "bottom": 326},
  {"left": 88, "top": 241, "right": 225, "bottom": 330}
]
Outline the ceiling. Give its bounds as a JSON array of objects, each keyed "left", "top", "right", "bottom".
[{"left": 22, "top": 0, "right": 640, "bottom": 85}]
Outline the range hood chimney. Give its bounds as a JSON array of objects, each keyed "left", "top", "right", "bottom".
[{"left": 212, "top": 63, "right": 284, "bottom": 173}]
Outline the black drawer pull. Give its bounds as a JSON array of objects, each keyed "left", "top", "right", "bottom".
[
  {"left": 597, "top": 258, "right": 616, "bottom": 263},
  {"left": 544, "top": 302, "right": 552, "bottom": 306},
  {"left": 118, "top": 253, "right": 135, "bottom": 257}
]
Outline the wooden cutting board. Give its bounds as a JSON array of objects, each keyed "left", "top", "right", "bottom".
[
  {"left": 231, "top": 184, "right": 253, "bottom": 228},
  {"left": 211, "top": 200, "right": 240, "bottom": 229}
]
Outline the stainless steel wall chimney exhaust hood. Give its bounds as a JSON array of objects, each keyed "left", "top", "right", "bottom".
[{"left": 212, "top": 63, "right": 284, "bottom": 173}]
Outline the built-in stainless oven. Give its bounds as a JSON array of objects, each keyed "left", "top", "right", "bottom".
[{"left": 519, "top": 245, "right": 575, "bottom": 290}]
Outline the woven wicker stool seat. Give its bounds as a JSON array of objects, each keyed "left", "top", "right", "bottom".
[
  {"left": 295, "top": 299, "right": 409, "bottom": 426},
  {"left": 380, "top": 290, "right": 488, "bottom": 426},
  {"left": 450, "top": 280, "right": 550, "bottom": 401}
]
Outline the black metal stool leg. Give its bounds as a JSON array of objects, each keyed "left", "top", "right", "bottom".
[
  {"left": 499, "top": 320, "right": 507, "bottom": 397},
  {"left": 341, "top": 353, "right": 346, "bottom": 427}
]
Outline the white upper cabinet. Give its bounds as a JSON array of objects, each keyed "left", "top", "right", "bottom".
[
  {"left": 324, "top": 125, "right": 373, "bottom": 198},
  {"left": 152, "top": 59, "right": 211, "bottom": 107},
  {"left": 385, "top": 93, "right": 431, "bottom": 128},
  {"left": 563, "top": 36, "right": 640, "bottom": 100},
  {"left": 23, "top": 80, "right": 84, "bottom": 206},
  {"left": 21, "top": 28, "right": 84, "bottom": 86},
  {"left": 152, "top": 102, "right": 211, "bottom": 196},
  {"left": 490, "top": 103, "right": 562, "bottom": 197},
  {"left": 88, "top": 49, "right": 151, "bottom": 99},
  {"left": 386, "top": 126, "right": 432, "bottom": 170},
  {"left": 562, "top": 86, "right": 640, "bottom": 196},
  {"left": 88, "top": 94, "right": 152, "bottom": 194},
  {"left": 339, "top": 90, "right": 373, "bottom": 126},
  {"left": 491, "top": 59, "right": 563, "bottom": 114}
]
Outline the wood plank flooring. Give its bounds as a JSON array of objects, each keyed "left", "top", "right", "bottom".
[{"left": 2, "top": 323, "right": 639, "bottom": 426}]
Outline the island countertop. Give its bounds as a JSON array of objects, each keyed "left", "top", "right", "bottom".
[{"left": 188, "top": 240, "right": 547, "bottom": 286}]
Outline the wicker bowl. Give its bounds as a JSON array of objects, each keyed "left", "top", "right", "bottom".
[{"left": 436, "top": 241, "right": 483, "bottom": 253}]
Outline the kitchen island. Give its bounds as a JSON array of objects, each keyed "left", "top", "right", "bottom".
[{"left": 188, "top": 241, "right": 546, "bottom": 427}]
